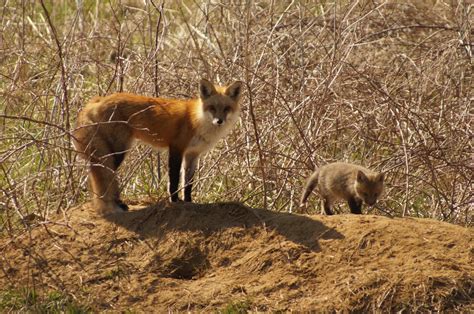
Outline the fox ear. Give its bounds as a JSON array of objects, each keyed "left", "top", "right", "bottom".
[
  {"left": 225, "top": 81, "right": 243, "bottom": 101},
  {"left": 376, "top": 172, "right": 385, "bottom": 183},
  {"left": 357, "top": 170, "right": 368, "bottom": 183},
  {"left": 200, "top": 79, "right": 217, "bottom": 99}
]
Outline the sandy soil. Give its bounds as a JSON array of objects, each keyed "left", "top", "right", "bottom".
[{"left": 1, "top": 201, "right": 473, "bottom": 311}]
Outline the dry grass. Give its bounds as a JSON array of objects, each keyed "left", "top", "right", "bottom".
[
  {"left": 0, "top": 1, "right": 472, "bottom": 228},
  {"left": 1, "top": 202, "right": 472, "bottom": 311}
]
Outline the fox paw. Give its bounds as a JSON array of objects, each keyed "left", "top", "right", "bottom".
[{"left": 116, "top": 200, "right": 129, "bottom": 211}]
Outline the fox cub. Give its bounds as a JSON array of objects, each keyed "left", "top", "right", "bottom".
[
  {"left": 300, "top": 162, "right": 384, "bottom": 215},
  {"left": 73, "top": 79, "right": 243, "bottom": 213}
]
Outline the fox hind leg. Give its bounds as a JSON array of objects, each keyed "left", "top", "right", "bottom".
[
  {"left": 113, "top": 151, "right": 126, "bottom": 169},
  {"left": 86, "top": 136, "right": 128, "bottom": 213},
  {"left": 183, "top": 153, "right": 198, "bottom": 202}
]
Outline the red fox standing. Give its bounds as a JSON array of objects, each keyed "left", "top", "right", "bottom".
[
  {"left": 300, "top": 162, "right": 384, "bottom": 215},
  {"left": 73, "top": 79, "right": 243, "bottom": 213}
]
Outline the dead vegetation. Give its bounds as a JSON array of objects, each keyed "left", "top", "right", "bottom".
[
  {"left": 0, "top": 0, "right": 473, "bottom": 311},
  {"left": 1, "top": 202, "right": 473, "bottom": 311},
  {"left": 1, "top": 0, "right": 472, "bottom": 223}
]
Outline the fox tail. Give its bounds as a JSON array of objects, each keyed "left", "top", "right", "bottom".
[{"left": 300, "top": 170, "right": 319, "bottom": 205}]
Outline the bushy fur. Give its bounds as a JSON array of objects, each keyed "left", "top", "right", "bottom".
[
  {"left": 73, "top": 79, "right": 243, "bottom": 213},
  {"left": 300, "top": 162, "right": 384, "bottom": 215}
]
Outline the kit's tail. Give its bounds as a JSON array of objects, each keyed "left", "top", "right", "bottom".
[{"left": 300, "top": 169, "right": 319, "bottom": 205}]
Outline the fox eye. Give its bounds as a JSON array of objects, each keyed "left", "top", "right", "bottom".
[
  {"left": 207, "top": 105, "right": 216, "bottom": 113},
  {"left": 224, "top": 106, "right": 231, "bottom": 113}
]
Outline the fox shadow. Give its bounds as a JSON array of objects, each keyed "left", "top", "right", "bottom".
[{"left": 103, "top": 201, "right": 344, "bottom": 253}]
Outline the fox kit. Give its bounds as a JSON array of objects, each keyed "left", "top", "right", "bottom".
[
  {"left": 300, "top": 162, "right": 384, "bottom": 215},
  {"left": 73, "top": 79, "right": 243, "bottom": 213}
]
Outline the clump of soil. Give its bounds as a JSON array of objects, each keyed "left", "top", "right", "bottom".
[{"left": 1, "top": 202, "right": 472, "bottom": 311}]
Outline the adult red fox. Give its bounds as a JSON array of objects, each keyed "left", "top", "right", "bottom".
[
  {"left": 73, "top": 79, "right": 243, "bottom": 213},
  {"left": 300, "top": 162, "right": 384, "bottom": 215}
]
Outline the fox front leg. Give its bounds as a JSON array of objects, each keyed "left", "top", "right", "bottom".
[
  {"left": 183, "top": 153, "right": 199, "bottom": 202},
  {"left": 348, "top": 197, "right": 363, "bottom": 214},
  {"left": 323, "top": 198, "right": 334, "bottom": 215},
  {"left": 168, "top": 147, "right": 183, "bottom": 202}
]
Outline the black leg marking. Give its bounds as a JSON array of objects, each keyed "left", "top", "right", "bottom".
[
  {"left": 184, "top": 178, "right": 193, "bottom": 203},
  {"left": 168, "top": 147, "right": 183, "bottom": 202},
  {"left": 114, "top": 152, "right": 126, "bottom": 169},
  {"left": 184, "top": 186, "right": 192, "bottom": 202},
  {"left": 348, "top": 197, "right": 363, "bottom": 214},
  {"left": 116, "top": 199, "right": 129, "bottom": 211},
  {"left": 104, "top": 137, "right": 128, "bottom": 170},
  {"left": 184, "top": 154, "right": 198, "bottom": 202},
  {"left": 323, "top": 200, "right": 334, "bottom": 215}
]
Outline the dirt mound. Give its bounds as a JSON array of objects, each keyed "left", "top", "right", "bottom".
[{"left": 1, "top": 202, "right": 473, "bottom": 311}]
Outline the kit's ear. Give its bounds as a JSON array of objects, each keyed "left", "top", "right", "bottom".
[{"left": 357, "top": 170, "right": 369, "bottom": 184}]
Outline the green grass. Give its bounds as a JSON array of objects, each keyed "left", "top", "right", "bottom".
[
  {"left": 220, "top": 299, "right": 252, "bottom": 314},
  {"left": 0, "top": 287, "right": 91, "bottom": 313}
]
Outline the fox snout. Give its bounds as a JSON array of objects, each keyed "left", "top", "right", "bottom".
[
  {"left": 213, "top": 117, "right": 224, "bottom": 125},
  {"left": 361, "top": 194, "right": 379, "bottom": 207},
  {"left": 207, "top": 107, "right": 234, "bottom": 126}
]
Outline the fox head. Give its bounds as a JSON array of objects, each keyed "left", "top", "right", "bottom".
[
  {"left": 199, "top": 79, "right": 243, "bottom": 126},
  {"left": 354, "top": 170, "right": 384, "bottom": 206}
]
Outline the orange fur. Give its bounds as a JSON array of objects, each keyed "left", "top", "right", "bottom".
[{"left": 73, "top": 79, "right": 243, "bottom": 213}]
